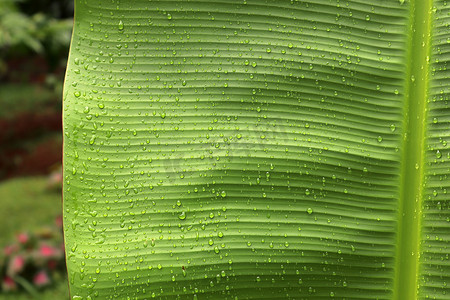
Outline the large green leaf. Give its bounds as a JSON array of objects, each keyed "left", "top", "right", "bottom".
[{"left": 62, "top": 0, "right": 449, "bottom": 299}]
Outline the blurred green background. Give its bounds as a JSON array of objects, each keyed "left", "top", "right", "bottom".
[{"left": 0, "top": 0, "right": 72, "bottom": 298}]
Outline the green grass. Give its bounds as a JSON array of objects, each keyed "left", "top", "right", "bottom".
[
  {"left": 0, "top": 176, "right": 68, "bottom": 299},
  {"left": 0, "top": 177, "right": 62, "bottom": 246}
]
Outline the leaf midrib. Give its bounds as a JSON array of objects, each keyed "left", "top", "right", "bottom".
[{"left": 394, "top": 0, "right": 432, "bottom": 299}]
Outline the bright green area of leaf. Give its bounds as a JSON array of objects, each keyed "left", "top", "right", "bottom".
[
  {"left": 394, "top": 0, "right": 431, "bottom": 298},
  {"left": 62, "top": 0, "right": 449, "bottom": 299}
]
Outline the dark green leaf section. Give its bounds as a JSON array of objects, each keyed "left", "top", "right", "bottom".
[
  {"left": 420, "top": 1, "right": 450, "bottom": 299},
  {"left": 61, "top": 1, "right": 444, "bottom": 299}
]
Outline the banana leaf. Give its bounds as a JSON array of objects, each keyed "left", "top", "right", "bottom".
[{"left": 62, "top": 0, "right": 449, "bottom": 299}]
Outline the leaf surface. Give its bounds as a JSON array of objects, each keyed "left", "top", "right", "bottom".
[{"left": 62, "top": 0, "right": 449, "bottom": 299}]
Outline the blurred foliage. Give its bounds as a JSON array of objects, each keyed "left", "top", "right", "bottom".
[
  {"left": 0, "top": 84, "right": 59, "bottom": 118},
  {"left": 0, "top": 0, "right": 69, "bottom": 181},
  {"left": 16, "top": 0, "right": 73, "bottom": 19},
  {"left": 0, "top": 1, "right": 69, "bottom": 298},
  {"left": 0, "top": 0, "right": 73, "bottom": 75},
  {"left": 0, "top": 1, "right": 43, "bottom": 53},
  {"left": 0, "top": 176, "right": 67, "bottom": 299},
  {"left": 0, "top": 224, "right": 65, "bottom": 295},
  {"left": 0, "top": 279, "right": 68, "bottom": 300}
]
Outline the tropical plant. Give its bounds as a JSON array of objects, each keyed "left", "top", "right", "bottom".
[{"left": 62, "top": 0, "right": 449, "bottom": 299}]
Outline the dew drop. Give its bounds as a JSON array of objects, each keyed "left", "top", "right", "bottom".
[
  {"left": 118, "top": 20, "right": 124, "bottom": 30},
  {"left": 390, "top": 124, "right": 396, "bottom": 132},
  {"left": 436, "top": 150, "right": 442, "bottom": 159}
]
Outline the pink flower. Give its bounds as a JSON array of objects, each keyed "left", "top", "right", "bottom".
[
  {"left": 2, "top": 276, "right": 17, "bottom": 291},
  {"left": 16, "top": 233, "right": 29, "bottom": 245},
  {"left": 33, "top": 270, "right": 51, "bottom": 287},
  {"left": 39, "top": 245, "right": 55, "bottom": 257},
  {"left": 9, "top": 255, "right": 25, "bottom": 274},
  {"left": 16, "top": 232, "right": 29, "bottom": 245}
]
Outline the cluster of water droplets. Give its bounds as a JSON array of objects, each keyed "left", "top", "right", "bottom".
[{"left": 61, "top": 0, "right": 430, "bottom": 299}]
